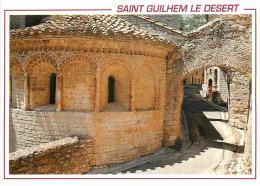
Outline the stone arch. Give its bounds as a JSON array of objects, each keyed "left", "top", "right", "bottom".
[
  {"left": 24, "top": 53, "right": 57, "bottom": 75},
  {"left": 181, "top": 65, "right": 251, "bottom": 128},
  {"left": 134, "top": 64, "right": 156, "bottom": 111},
  {"left": 29, "top": 62, "right": 57, "bottom": 109},
  {"left": 99, "top": 61, "right": 132, "bottom": 111},
  {"left": 10, "top": 58, "right": 24, "bottom": 109},
  {"left": 60, "top": 55, "right": 97, "bottom": 112}
]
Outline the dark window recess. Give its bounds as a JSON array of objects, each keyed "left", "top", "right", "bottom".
[
  {"left": 209, "top": 79, "right": 213, "bottom": 86},
  {"left": 49, "top": 73, "right": 56, "bottom": 104},
  {"left": 108, "top": 76, "right": 115, "bottom": 103},
  {"left": 214, "top": 69, "right": 218, "bottom": 84}
]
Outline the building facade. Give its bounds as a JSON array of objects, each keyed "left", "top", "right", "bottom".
[
  {"left": 203, "top": 66, "right": 229, "bottom": 104},
  {"left": 184, "top": 68, "right": 204, "bottom": 85}
]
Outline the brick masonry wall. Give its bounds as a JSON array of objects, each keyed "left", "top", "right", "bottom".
[
  {"left": 10, "top": 109, "right": 164, "bottom": 166},
  {"left": 9, "top": 136, "right": 94, "bottom": 174}
]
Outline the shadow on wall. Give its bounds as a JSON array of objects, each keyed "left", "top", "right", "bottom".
[
  {"left": 119, "top": 85, "right": 244, "bottom": 174},
  {"left": 9, "top": 110, "right": 73, "bottom": 153}
]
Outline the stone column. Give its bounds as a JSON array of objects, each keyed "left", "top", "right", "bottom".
[
  {"left": 56, "top": 75, "right": 63, "bottom": 111},
  {"left": 95, "top": 71, "right": 101, "bottom": 112},
  {"left": 23, "top": 73, "right": 30, "bottom": 110},
  {"left": 130, "top": 78, "right": 136, "bottom": 111}
]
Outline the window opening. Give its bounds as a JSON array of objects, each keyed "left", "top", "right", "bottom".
[
  {"left": 108, "top": 76, "right": 115, "bottom": 103},
  {"left": 49, "top": 73, "right": 56, "bottom": 104}
]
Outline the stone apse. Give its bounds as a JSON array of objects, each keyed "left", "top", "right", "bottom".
[
  {"left": 9, "top": 14, "right": 252, "bottom": 168},
  {"left": 9, "top": 15, "right": 180, "bottom": 166}
]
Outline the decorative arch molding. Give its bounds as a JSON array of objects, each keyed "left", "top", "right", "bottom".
[
  {"left": 98, "top": 57, "right": 134, "bottom": 76},
  {"left": 24, "top": 53, "right": 57, "bottom": 75},
  {"left": 59, "top": 54, "right": 98, "bottom": 74}
]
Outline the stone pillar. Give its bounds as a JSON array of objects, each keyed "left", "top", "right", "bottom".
[
  {"left": 95, "top": 71, "right": 101, "bottom": 112},
  {"left": 9, "top": 75, "right": 12, "bottom": 104},
  {"left": 56, "top": 75, "right": 63, "bottom": 111},
  {"left": 163, "top": 50, "right": 184, "bottom": 147},
  {"left": 23, "top": 73, "right": 30, "bottom": 110},
  {"left": 130, "top": 78, "right": 136, "bottom": 111}
]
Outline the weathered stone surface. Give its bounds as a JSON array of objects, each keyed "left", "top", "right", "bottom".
[
  {"left": 9, "top": 14, "right": 253, "bottom": 172},
  {"left": 9, "top": 136, "right": 94, "bottom": 174},
  {"left": 183, "top": 15, "right": 252, "bottom": 75}
]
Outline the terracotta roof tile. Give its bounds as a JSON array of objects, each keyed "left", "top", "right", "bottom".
[{"left": 10, "top": 15, "right": 175, "bottom": 46}]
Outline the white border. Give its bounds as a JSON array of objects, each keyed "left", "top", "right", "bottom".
[{"left": 1, "top": 0, "right": 259, "bottom": 184}]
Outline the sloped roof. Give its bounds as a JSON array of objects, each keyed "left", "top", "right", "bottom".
[
  {"left": 135, "top": 15, "right": 187, "bottom": 36},
  {"left": 10, "top": 15, "right": 174, "bottom": 46}
]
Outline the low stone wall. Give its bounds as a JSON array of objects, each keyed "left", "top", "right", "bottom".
[
  {"left": 9, "top": 136, "right": 93, "bottom": 174},
  {"left": 10, "top": 109, "right": 163, "bottom": 166}
]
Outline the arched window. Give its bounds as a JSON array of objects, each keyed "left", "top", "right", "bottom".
[
  {"left": 108, "top": 76, "right": 115, "bottom": 103},
  {"left": 49, "top": 73, "right": 56, "bottom": 104}
]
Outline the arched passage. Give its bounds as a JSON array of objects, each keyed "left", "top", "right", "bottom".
[{"left": 181, "top": 65, "right": 251, "bottom": 130}]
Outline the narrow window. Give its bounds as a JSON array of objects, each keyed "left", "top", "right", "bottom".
[
  {"left": 209, "top": 79, "right": 213, "bottom": 86},
  {"left": 214, "top": 69, "right": 218, "bottom": 84},
  {"left": 108, "top": 76, "right": 115, "bottom": 103},
  {"left": 49, "top": 73, "right": 56, "bottom": 104}
]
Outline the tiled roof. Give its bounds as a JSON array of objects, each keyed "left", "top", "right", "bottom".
[{"left": 10, "top": 15, "right": 174, "bottom": 46}]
